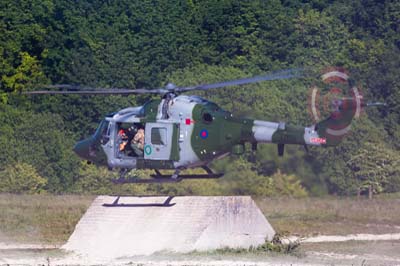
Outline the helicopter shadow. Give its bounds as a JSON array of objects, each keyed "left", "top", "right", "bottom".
[{"left": 102, "top": 195, "right": 176, "bottom": 207}]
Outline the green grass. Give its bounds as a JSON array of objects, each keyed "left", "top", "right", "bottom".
[
  {"left": 1, "top": 194, "right": 400, "bottom": 244},
  {"left": 255, "top": 196, "right": 400, "bottom": 236},
  {"left": 0, "top": 194, "right": 93, "bottom": 244}
]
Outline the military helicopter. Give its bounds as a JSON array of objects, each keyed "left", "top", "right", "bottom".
[{"left": 24, "top": 68, "right": 382, "bottom": 184}]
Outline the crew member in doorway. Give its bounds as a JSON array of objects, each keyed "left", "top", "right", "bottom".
[
  {"left": 131, "top": 125, "right": 145, "bottom": 156},
  {"left": 118, "top": 128, "right": 128, "bottom": 152}
]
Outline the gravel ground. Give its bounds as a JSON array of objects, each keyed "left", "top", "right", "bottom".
[{"left": 1, "top": 239, "right": 400, "bottom": 265}]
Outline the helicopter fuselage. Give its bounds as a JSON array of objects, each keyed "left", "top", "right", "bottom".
[
  {"left": 24, "top": 68, "right": 372, "bottom": 182},
  {"left": 73, "top": 95, "right": 325, "bottom": 171}
]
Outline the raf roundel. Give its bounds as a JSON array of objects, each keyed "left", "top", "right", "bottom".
[{"left": 200, "top": 129, "right": 208, "bottom": 139}]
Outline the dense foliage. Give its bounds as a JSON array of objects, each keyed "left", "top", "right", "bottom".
[{"left": 0, "top": 0, "right": 399, "bottom": 196}]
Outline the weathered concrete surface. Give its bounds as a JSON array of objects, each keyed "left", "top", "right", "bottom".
[{"left": 63, "top": 196, "right": 275, "bottom": 258}]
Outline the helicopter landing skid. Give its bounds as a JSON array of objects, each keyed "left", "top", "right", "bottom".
[
  {"left": 151, "top": 173, "right": 224, "bottom": 179},
  {"left": 112, "top": 177, "right": 183, "bottom": 184}
]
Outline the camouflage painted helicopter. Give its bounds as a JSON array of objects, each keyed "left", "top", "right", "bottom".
[{"left": 25, "top": 68, "right": 378, "bottom": 184}]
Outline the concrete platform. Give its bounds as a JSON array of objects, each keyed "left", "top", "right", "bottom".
[{"left": 63, "top": 196, "right": 275, "bottom": 258}]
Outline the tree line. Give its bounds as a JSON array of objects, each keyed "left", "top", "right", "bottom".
[{"left": 0, "top": 0, "right": 399, "bottom": 196}]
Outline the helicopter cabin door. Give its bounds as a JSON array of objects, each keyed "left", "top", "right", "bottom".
[{"left": 144, "top": 123, "right": 179, "bottom": 161}]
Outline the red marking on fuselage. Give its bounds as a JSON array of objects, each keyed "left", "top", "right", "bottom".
[
  {"left": 185, "top": 118, "right": 195, "bottom": 125},
  {"left": 310, "top": 137, "right": 327, "bottom": 144}
]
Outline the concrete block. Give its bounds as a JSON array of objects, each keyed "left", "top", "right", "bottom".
[{"left": 63, "top": 196, "right": 275, "bottom": 258}]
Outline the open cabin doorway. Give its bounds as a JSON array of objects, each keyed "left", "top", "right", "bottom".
[{"left": 116, "top": 122, "right": 145, "bottom": 158}]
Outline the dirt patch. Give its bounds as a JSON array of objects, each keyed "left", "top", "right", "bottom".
[
  {"left": 303, "top": 233, "right": 400, "bottom": 243},
  {"left": 1, "top": 241, "right": 400, "bottom": 266},
  {"left": 302, "top": 240, "right": 400, "bottom": 265}
]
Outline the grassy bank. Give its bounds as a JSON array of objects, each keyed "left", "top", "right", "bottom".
[
  {"left": 0, "top": 194, "right": 94, "bottom": 244},
  {"left": 1, "top": 194, "right": 400, "bottom": 244},
  {"left": 256, "top": 196, "right": 400, "bottom": 236}
]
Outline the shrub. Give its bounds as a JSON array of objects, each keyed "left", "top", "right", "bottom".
[{"left": 0, "top": 163, "right": 47, "bottom": 194}]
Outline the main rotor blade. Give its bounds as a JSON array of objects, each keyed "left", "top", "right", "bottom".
[
  {"left": 175, "top": 68, "right": 303, "bottom": 92},
  {"left": 23, "top": 85, "right": 168, "bottom": 95},
  {"left": 24, "top": 68, "right": 304, "bottom": 96}
]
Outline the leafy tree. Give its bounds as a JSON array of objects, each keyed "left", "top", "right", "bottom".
[
  {"left": 363, "top": 47, "right": 400, "bottom": 148},
  {"left": 0, "top": 163, "right": 47, "bottom": 194},
  {"left": 2, "top": 52, "right": 47, "bottom": 94},
  {"left": 292, "top": 9, "right": 350, "bottom": 67},
  {"left": 0, "top": 0, "right": 50, "bottom": 97},
  {"left": 0, "top": 105, "right": 79, "bottom": 192},
  {"left": 0, "top": 0, "right": 399, "bottom": 196},
  {"left": 215, "top": 157, "right": 307, "bottom": 197},
  {"left": 72, "top": 163, "right": 154, "bottom": 195},
  {"left": 269, "top": 169, "right": 308, "bottom": 197},
  {"left": 314, "top": 116, "right": 397, "bottom": 195},
  {"left": 347, "top": 142, "right": 400, "bottom": 194}
]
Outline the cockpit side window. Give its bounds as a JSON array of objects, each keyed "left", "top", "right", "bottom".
[
  {"left": 202, "top": 112, "right": 213, "bottom": 123},
  {"left": 99, "top": 121, "right": 110, "bottom": 145}
]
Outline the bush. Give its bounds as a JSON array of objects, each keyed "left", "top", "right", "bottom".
[
  {"left": 0, "top": 163, "right": 47, "bottom": 194},
  {"left": 218, "top": 158, "right": 308, "bottom": 197}
]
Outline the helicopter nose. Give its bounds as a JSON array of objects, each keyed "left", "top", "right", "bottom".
[{"left": 73, "top": 139, "right": 92, "bottom": 160}]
